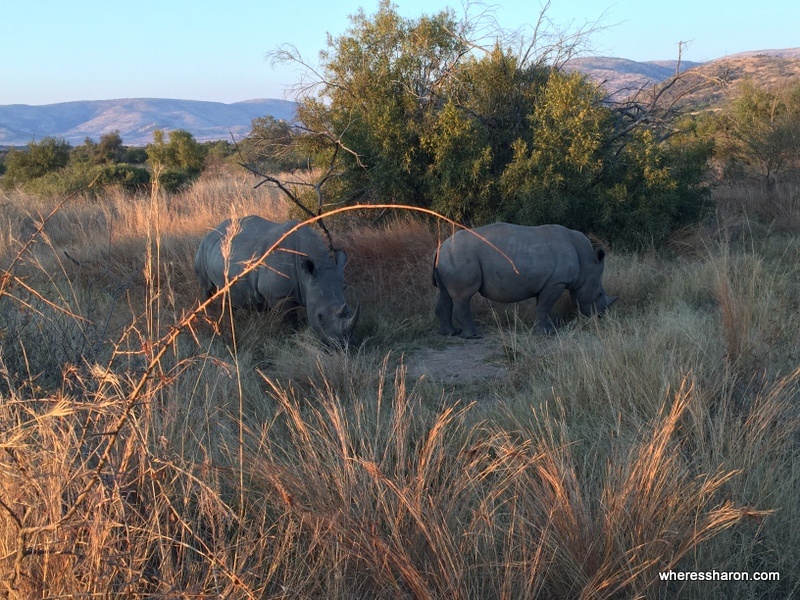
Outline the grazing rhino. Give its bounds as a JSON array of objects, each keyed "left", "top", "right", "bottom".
[
  {"left": 433, "top": 223, "right": 618, "bottom": 337},
  {"left": 194, "top": 215, "right": 359, "bottom": 345}
]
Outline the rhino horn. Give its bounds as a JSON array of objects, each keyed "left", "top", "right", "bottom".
[{"left": 344, "top": 302, "right": 360, "bottom": 334}]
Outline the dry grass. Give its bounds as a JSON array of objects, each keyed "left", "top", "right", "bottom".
[
  {"left": 0, "top": 172, "right": 798, "bottom": 598},
  {"left": 336, "top": 216, "right": 440, "bottom": 344}
]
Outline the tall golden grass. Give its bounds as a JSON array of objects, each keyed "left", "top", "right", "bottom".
[{"left": 0, "top": 173, "right": 798, "bottom": 598}]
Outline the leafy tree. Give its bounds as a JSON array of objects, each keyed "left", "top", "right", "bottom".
[
  {"left": 146, "top": 130, "right": 170, "bottom": 172},
  {"left": 272, "top": 2, "right": 712, "bottom": 248},
  {"left": 70, "top": 137, "right": 99, "bottom": 165},
  {"left": 288, "top": 0, "right": 469, "bottom": 206},
  {"left": 146, "top": 129, "right": 207, "bottom": 192},
  {"left": 594, "top": 129, "right": 713, "bottom": 247},
  {"left": 241, "top": 116, "right": 307, "bottom": 173},
  {"left": 1, "top": 137, "right": 71, "bottom": 190},
  {"left": 497, "top": 67, "right": 608, "bottom": 225},
  {"left": 203, "top": 140, "right": 235, "bottom": 161},
  {"left": 423, "top": 46, "right": 549, "bottom": 222},
  {"left": 710, "top": 79, "right": 800, "bottom": 188},
  {"left": 94, "top": 131, "right": 126, "bottom": 165},
  {"left": 169, "top": 130, "right": 206, "bottom": 174},
  {"left": 70, "top": 131, "right": 126, "bottom": 166},
  {"left": 146, "top": 129, "right": 206, "bottom": 173},
  {"left": 123, "top": 147, "right": 148, "bottom": 165}
]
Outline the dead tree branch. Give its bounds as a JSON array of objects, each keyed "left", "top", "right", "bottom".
[{"left": 232, "top": 133, "right": 338, "bottom": 252}]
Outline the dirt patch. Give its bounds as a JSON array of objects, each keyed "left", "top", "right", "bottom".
[{"left": 404, "top": 333, "right": 509, "bottom": 385}]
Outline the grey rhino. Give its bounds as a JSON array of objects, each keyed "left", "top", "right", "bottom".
[
  {"left": 433, "top": 223, "right": 618, "bottom": 337},
  {"left": 194, "top": 215, "right": 359, "bottom": 345}
]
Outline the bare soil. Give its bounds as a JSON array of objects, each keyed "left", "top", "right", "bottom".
[{"left": 404, "top": 332, "right": 509, "bottom": 385}]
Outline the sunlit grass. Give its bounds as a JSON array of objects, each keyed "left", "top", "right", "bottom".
[{"left": 0, "top": 175, "right": 798, "bottom": 598}]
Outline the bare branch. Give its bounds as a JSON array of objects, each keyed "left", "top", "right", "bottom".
[{"left": 230, "top": 133, "right": 338, "bottom": 252}]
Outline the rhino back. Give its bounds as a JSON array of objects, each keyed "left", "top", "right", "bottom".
[
  {"left": 242, "top": 218, "right": 344, "bottom": 308},
  {"left": 196, "top": 216, "right": 300, "bottom": 307},
  {"left": 440, "top": 223, "right": 582, "bottom": 302},
  {"left": 236, "top": 217, "right": 317, "bottom": 304}
]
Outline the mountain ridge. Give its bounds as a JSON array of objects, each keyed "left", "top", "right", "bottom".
[
  {"left": 0, "top": 98, "right": 297, "bottom": 147},
  {"left": 2, "top": 48, "right": 798, "bottom": 147},
  {"left": 564, "top": 47, "right": 800, "bottom": 101}
]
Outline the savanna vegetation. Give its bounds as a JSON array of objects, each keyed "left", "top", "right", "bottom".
[
  {"left": 267, "top": 1, "right": 713, "bottom": 250},
  {"left": 1, "top": 167, "right": 798, "bottom": 599},
  {"left": 1, "top": 128, "right": 211, "bottom": 197},
  {"left": 1, "top": 2, "right": 800, "bottom": 599}
]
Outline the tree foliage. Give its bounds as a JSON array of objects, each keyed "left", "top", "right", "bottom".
[
  {"left": 146, "top": 129, "right": 207, "bottom": 192},
  {"left": 292, "top": 1, "right": 470, "bottom": 206},
  {"left": 2, "top": 137, "right": 72, "bottom": 190},
  {"left": 708, "top": 79, "right": 800, "bottom": 189},
  {"left": 272, "top": 1, "right": 712, "bottom": 248},
  {"left": 240, "top": 116, "right": 307, "bottom": 173},
  {"left": 0, "top": 132, "right": 154, "bottom": 196}
]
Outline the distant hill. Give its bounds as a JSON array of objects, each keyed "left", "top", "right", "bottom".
[
  {"left": 565, "top": 48, "right": 800, "bottom": 103},
  {"left": 0, "top": 98, "right": 297, "bottom": 147},
  {"left": 564, "top": 57, "right": 703, "bottom": 100},
  {"left": 2, "top": 48, "right": 799, "bottom": 148},
  {"left": 651, "top": 51, "right": 800, "bottom": 110}
]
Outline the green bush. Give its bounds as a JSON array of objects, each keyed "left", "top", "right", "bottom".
[
  {"left": 96, "top": 163, "right": 151, "bottom": 190},
  {"left": 704, "top": 79, "right": 800, "bottom": 188},
  {"left": 593, "top": 131, "right": 714, "bottom": 248},
  {"left": 280, "top": 3, "right": 713, "bottom": 249},
  {"left": 157, "top": 169, "right": 195, "bottom": 194},
  {"left": 147, "top": 129, "right": 207, "bottom": 175},
  {"left": 1, "top": 137, "right": 72, "bottom": 190},
  {"left": 241, "top": 116, "right": 308, "bottom": 174},
  {"left": 13, "top": 162, "right": 151, "bottom": 198},
  {"left": 146, "top": 129, "right": 207, "bottom": 194},
  {"left": 22, "top": 162, "right": 99, "bottom": 197},
  {"left": 123, "top": 147, "right": 148, "bottom": 164}
]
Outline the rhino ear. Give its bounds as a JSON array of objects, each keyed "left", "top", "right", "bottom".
[
  {"left": 594, "top": 246, "right": 606, "bottom": 263},
  {"left": 334, "top": 250, "right": 348, "bottom": 272}
]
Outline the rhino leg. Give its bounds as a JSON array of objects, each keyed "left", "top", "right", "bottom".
[
  {"left": 197, "top": 272, "right": 216, "bottom": 301},
  {"left": 435, "top": 286, "right": 461, "bottom": 336},
  {"left": 453, "top": 299, "right": 481, "bottom": 339},
  {"left": 534, "top": 284, "right": 566, "bottom": 334}
]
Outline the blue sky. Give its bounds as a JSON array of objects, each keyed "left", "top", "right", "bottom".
[{"left": 1, "top": 0, "right": 796, "bottom": 106}]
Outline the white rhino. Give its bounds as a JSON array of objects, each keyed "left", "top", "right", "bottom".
[
  {"left": 194, "top": 216, "right": 359, "bottom": 345},
  {"left": 433, "top": 223, "right": 618, "bottom": 337}
]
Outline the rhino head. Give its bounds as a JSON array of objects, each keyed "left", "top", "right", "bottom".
[
  {"left": 572, "top": 246, "right": 619, "bottom": 318},
  {"left": 297, "top": 249, "right": 360, "bottom": 346}
]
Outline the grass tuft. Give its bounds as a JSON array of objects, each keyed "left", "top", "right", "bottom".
[{"left": 0, "top": 173, "right": 798, "bottom": 597}]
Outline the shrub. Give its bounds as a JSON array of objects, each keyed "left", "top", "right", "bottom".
[
  {"left": 278, "top": 3, "right": 712, "bottom": 249},
  {"left": 1, "top": 137, "right": 72, "bottom": 190},
  {"left": 97, "top": 163, "right": 151, "bottom": 190},
  {"left": 22, "top": 162, "right": 99, "bottom": 197},
  {"left": 157, "top": 169, "right": 195, "bottom": 193},
  {"left": 146, "top": 129, "right": 208, "bottom": 194},
  {"left": 123, "top": 147, "right": 148, "bottom": 164}
]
